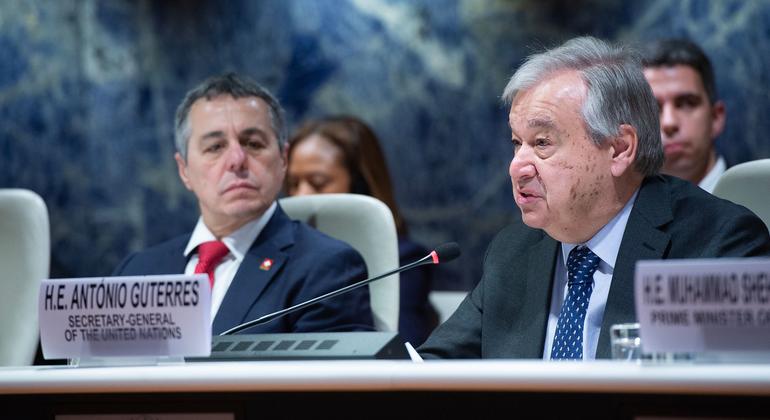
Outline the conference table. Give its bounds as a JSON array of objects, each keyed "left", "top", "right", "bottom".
[{"left": 1, "top": 360, "right": 769, "bottom": 419}]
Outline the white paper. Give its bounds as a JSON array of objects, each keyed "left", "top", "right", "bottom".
[{"left": 405, "top": 341, "right": 423, "bottom": 362}]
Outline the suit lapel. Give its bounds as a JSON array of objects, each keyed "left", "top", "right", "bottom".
[
  {"left": 510, "top": 234, "right": 558, "bottom": 358},
  {"left": 597, "top": 176, "right": 672, "bottom": 358},
  {"left": 212, "top": 208, "right": 293, "bottom": 334},
  {"left": 156, "top": 236, "right": 190, "bottom": 274}
]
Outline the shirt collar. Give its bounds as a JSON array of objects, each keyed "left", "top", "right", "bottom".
[
  {"left": 183, "top": 201, "right": 278, "bottom": 260},
  {"left": 561, "top": 189, "right": 639, "bottom": 271},
  {"left": 698, "top": 155, "right": 726, "bottom": 194}
]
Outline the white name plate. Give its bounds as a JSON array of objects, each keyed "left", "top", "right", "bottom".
[
  {"left": 38, "top": 274, "right": 211, "bottom": 359},
  {"left": 635, "top": 258, "right": 770, "bottom": 353}
]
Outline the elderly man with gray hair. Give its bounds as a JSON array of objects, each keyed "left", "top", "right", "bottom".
[
  {"left": 418, "top": 36, "right": 770, "bottom": 360},
  {"left": 114, "top": 73, "right": 374, "bottom": 334}
]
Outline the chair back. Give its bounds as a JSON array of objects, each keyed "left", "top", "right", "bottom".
[
  {"left": 278, "top": 194, "right": 399, "bottom": 332},
  {"left": 713, "top": 159, "right": 770, "bottom": 230},
  {"left": 0, "top": 189, "right": 50, "bottom": 365},
  {"left": 428, "top": 291, "right": 468, "bottom": 324}
]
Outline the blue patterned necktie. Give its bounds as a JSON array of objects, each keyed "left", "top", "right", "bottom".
[{"left": 550, "top": 246, "right": 601, "bottom": 360}]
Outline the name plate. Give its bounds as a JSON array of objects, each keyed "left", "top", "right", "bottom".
[
  {"left": 38, "top": 274, "right": 211, "bottom": 359},
  {"left": 635, "top": 258, "right": 770, "bottom": 353}
]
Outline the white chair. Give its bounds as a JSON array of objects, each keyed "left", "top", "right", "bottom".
[
  {"left": 278, "top": 193, "right": 400, "bottom": 332},
  {"left": 428, "top": 290, "right": 468, "bottom": 324},
  {"left": 713, "top": 159, "right": 770, "bottom": 230},
  {"left": 0, "top": 189, "right": 50, "bottom": 365}
]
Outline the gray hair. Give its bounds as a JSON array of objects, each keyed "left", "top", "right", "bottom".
[
  {"left": 174, "top": 72, "right": 287, "bottom": 161},
  {"left": 502, "top": 36, "right": 663, "bottom": 176}
]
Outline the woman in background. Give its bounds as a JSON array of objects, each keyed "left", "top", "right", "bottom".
[{"left": 286, "top": 115, "right": 438, "bottom": 346}]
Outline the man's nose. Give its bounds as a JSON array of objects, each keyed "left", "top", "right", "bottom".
[
  {"left": 660, "top": 103, "right": 679, "bottom": 138},
  {"left": 225, "top": 143, "right": 247, "bottom": 170},
  {"left": 509, "top": 146, "right": 536, "bottom": 180},
  {"left": 294, "top": 181, "right": 316, "bottom": 196}
]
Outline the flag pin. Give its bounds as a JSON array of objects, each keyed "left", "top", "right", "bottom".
[{"left": 259, "top": 258, "right": 273, "bottom": 271}]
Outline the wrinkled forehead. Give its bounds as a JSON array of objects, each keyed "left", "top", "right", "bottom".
[
  {"left": 190, "top": 94, "right": 268, "bottom": 118},
  {"left": 189, "top": 95, "right": 275, "bottom": 137}
]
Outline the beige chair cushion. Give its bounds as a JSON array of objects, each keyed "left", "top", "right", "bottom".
[
  {"left": 0, "top": 189, "right": 50, "bottom": 365},
  {"left": 713, "top": 159, "right": 770, "bottom": 230},
  {"left": 279, "top": 194, "right": 400, "bottom": 332}
]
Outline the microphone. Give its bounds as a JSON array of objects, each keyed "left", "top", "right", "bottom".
[{"left": 219, "top": 242, "right": 461, "bottom": 335}]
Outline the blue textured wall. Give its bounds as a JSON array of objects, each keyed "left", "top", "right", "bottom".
[{"left": 2, "top": 0, "right": 769, "bottom": 289}]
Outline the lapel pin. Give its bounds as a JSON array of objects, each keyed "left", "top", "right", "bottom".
[{"left": 259, "top": 258, "right": 274, "bottom": 271}]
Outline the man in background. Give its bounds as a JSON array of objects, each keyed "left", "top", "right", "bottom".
[
  {"left": 642, "top": 38, "right": 727, "bottom": 193},
  {"left": 418, "top": 36, "right": 770, "bottom": 360},
  {"left": 114, "top": 73, "right": 373, "bottom": 334}
]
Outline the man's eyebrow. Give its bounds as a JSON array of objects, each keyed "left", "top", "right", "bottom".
[
  {"left": 239, "top": 127, "right": 269, "bottom": 138},
  {"left": 199, "top": 127, "right": 270, "bottom": 142},
  {"left": 200, "top": 130, "right": 226, "bottom": 141},
  {"left": 675, "top": 92, "right": 704, "bottom": 101},
  {"left": 527, "top": 116, "right": 556, "bottom": 129}
]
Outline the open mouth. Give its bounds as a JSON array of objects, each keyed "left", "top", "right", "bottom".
[{"left": 517, "top": 190, "right": 540, "bottom": 204}]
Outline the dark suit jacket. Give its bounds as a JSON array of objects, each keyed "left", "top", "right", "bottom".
[
  {"left": 113, "top": 206, "right": 374, "bottom": 334},
  {"left": 418, "top": 175, "right": 770, "bottom": 359}
]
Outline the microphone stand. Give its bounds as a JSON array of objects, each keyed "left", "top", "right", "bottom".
[{"left": 219, "top": 253, "right": 436, "bottom": 335}]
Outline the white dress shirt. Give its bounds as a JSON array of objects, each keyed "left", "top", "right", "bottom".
[
  {"left": 183, "top": 202, "right": 277, "bottom": 319},
  {"left": 698, "top": 155, "right": 726, "bottom": 194},
  {"left": 543, "top": 190, "right": 638, "bottom": 360}
]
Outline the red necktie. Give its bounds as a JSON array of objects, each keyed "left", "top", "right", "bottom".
[{"left": 195, "top": 240, "right": 230, "bottom": 288}]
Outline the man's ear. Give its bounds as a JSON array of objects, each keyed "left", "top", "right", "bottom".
[
  {"left": 610, "top": 124, "right": 638, "bottom": 177},
  {"left": 279, "top": 144, "right": 289, "bottom": 176},
  {"left": 175, "top": 152, "right": 193, "bottom": 191},
  {"left": 711, "top": 100, "right": 726, "bottom": 139}
]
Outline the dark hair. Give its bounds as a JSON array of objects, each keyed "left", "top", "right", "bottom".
[
  {"left": 641, "top": 38, "right": 718, "bottom": 104},
  {"left": 288, "top": 116, "right": 407, "bottom": 235},
  {"left": 174, "top": 72, "right": 287, "bottom": 160}
]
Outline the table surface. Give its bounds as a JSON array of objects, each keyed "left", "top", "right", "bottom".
[{"left": 1, "top": 360, "right": 769, "bottom": 396}]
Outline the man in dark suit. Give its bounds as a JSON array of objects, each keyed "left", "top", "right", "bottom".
[
  {"left": 114, "top": 73, "right": 373, "bottom": 334},
  {"left": 418, "top": 37, "right": 770, "bottom": 360}
]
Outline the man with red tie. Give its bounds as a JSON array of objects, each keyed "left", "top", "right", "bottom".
[{"left": 114, "top": 73, "right": 373, "bottom": 334}]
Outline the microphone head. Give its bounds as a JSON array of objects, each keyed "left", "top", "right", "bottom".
[{"left": 433, "top": 242, "right": 461, "bottom": 263}]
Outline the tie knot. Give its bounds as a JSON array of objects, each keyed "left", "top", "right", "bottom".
[
  {"left": 566, "top": 246, "right": 600, "bottom": 285},
  {"left": 198, "top": 240, "right": 230, "bottom": 267},
  {"left": 195, "top": 240, "right": 230, "bottom": 287}
]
